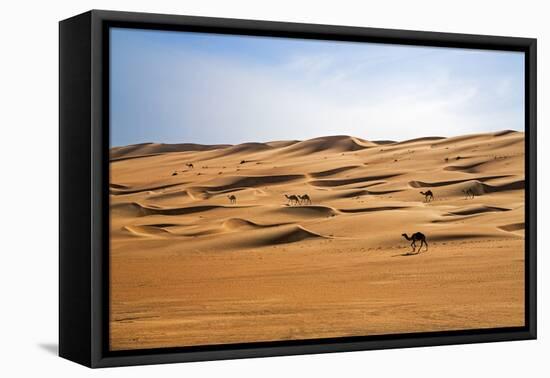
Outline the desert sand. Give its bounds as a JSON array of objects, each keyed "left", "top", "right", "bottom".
[{"left": 109, "top": 130, "right": 525, "bottom": 351}]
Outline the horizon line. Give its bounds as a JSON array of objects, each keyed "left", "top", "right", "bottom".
[{"left": 110, "top": 129, "right": 523, "bottom": 149}]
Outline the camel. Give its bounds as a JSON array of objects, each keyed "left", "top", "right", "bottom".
[
  {"left": 227, "top": 195, "right": 237, "bottom": 204},
  {"left": 420, "top": 190, "right": 434, "bottom": 202},
  {"left": 285, "top": 194, "right": 300, "bottom": 206},
  {"left": 463, "top": 188, "right": 475, "bottom": 199},
  {"left": 298, "top": 194, "right": 311, "bottom": 205},
  {"left": 401, "top": 232, "right": 428, "bottom": 254},
  {"left": 186, "top": 163, "right": 194, "bottom": 169}
]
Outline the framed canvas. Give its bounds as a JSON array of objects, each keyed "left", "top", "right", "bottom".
[{"left": 59, "top": 10, "right": 537, "bottom": 368}]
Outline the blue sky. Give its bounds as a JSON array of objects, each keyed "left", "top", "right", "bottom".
[{"left": 110, "top": 27, "right": 524, "bottom": 147}]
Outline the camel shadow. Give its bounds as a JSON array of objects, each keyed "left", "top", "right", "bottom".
[{"left": 393, "top": 251, "right": 420, "bottom": 257}]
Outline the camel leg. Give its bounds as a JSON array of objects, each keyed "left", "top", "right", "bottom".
[
  {"left": 424, "top": 239, "right": 428, "bottom": 251},
  {"left": 410, "top": 240, "right": 416, "bottom": 253}
]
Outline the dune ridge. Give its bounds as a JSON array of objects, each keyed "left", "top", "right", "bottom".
[{"left": 110, "top": 142, "right": 231, "bottom": 160}]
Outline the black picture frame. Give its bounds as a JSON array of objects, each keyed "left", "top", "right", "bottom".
[{"left": 59, "top": 9, "right": 537, "bottom": 368}]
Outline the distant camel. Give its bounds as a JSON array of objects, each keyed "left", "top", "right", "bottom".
[
  {"left": 463, "top": 188, "right": 475, "bottom": 199},
  {"left": 186, "top": 163, "right": 194, "bottom": 169},
  {"left": 420, "top": 190, "right": 434, "bottom": 202},
  {"left": 285, "top": 194, "right": 300, "bottom": 206},
  {"left": 299, "top": 194, "right": 311, "bottom": 205},
  {"left": 401, "top": 232, "right": 428, "bottom": 254},
  {"left": 227, "top": 195, "right": 237, "bottom": 204}
]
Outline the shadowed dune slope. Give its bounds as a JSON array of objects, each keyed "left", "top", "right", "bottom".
[
  {"left": 110, "top": 142, "right": 231, "bottom": 160},
  {"left": 445, "top": 205, "right": 511, "bottom": 216},
  {"left": 236, "top": 225, "right": 329, "bottom": 247}
]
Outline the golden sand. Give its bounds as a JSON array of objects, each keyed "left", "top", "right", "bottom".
[{"left": 109, "top": 131, "right": 525, "bottom": 350}]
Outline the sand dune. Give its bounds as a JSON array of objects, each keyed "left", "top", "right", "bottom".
[
  {"left": 309, "top": 165, "right": 361, "bottom": 178},
  {"left": 110, "top": 131, "right": 525, "bottom": 351},
  {"left": 392, "top": 136, "right": 445, "bottom": 145},
  {"left": 498, "top": 222, "right": 525, "bottom": 232},
  {"left": 222, "top": 218, "right": 290, "bottom": 230},
  {"left": 310, "top": 173, "right": 401, "bottom": 187},
  {"left": 265, "top": 140, "right": 300, "bottom": 148},
  {"left": 191, "top": 174, "right": 305, "bottom": 192},
  {"left": 444, "top": 160, "right": 491, "bottom": 172},
  {"left": 408, "top": 175, "right": 511, "bottom": 188},
  {"left": 110, "top": 182, "right": 184, "bottom": 195},
  {"left": 110, "top": 142, "right": 231, "bottom": 160},
  {"left": 480, "top": 179, "right": 525, "bottom": 193},
  {"left": 276, "top": 135, "right": 376, "bottom": 155},
  {"left": 445, "top": 204, "right": 511, "bottom": 216},
  {"left": 201, "top": 142, "right": 275, "bottom": 160},
  {"left": 123, "top": 224, "right": 174, "bottom": 237},
  {"left": 238, "top": 225, "right": 329, "bottom": 247},
  {"left": 273, "top": 205, "right": 339, "bottom": 220}
]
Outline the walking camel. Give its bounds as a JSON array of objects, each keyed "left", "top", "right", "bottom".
[
  {"left": 420, "top": 190, "right": 434, "bottom": 202},
  {"left": 285, "top": 194, "right": 300, "bottom": 206},
  {"left": 463, "top": 188, "right": 475, "bottom": 199},
  {"left": 227, "top": 195, "right": 237, "bottom": 204},
  {"left": 186, "top": 163, "right": 194, "bottom": 169},
  {"left": 298, "top": 194, "right": 311, "bottom": 205},
  {"left": 401, "top": 232, "right": 428, "bottom": 254}
]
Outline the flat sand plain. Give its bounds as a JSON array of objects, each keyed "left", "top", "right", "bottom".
[{"left": 109, "top": 131, "right": 525, "bottom": 350}]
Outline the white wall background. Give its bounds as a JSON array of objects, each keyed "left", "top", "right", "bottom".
[{"left": 0, "top": 0, "right": 547, "bottom": 376}]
